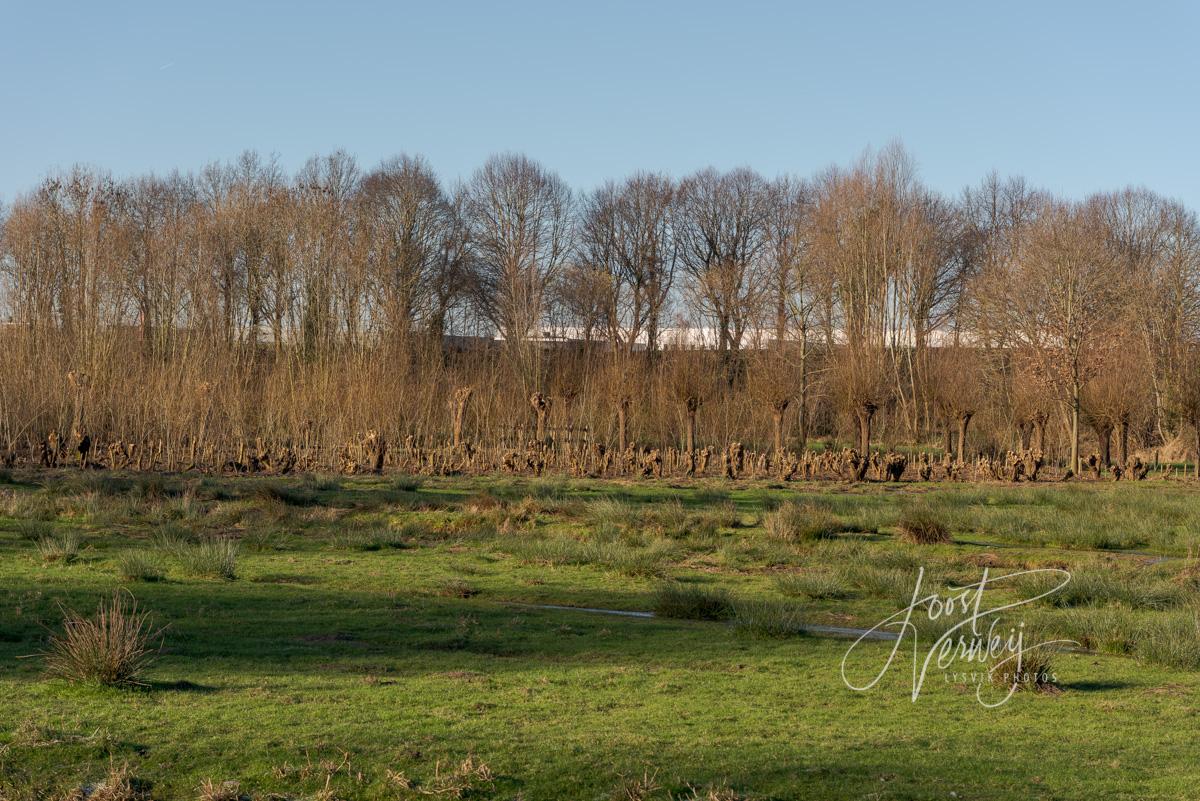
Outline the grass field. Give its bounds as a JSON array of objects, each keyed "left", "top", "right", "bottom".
[{"left": 3, "top": 471, "right": 1200, "bottom": 800}]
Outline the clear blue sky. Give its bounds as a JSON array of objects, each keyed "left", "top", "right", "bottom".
[{"left": 3, "top": 0, "right": 1198, "bottom": 208}]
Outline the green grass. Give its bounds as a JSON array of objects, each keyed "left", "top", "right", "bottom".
[{"left": 4, "top": 471, "right": 1200, "bottom": 798}]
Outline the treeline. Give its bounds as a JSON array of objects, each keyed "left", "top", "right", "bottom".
[{"left": 2, "top": 143, "right": 1200, "bottom": 477}]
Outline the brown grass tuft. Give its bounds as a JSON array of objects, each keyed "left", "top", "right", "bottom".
[{"left": 41, "top": 592, "right": 165, "bottom": 687}]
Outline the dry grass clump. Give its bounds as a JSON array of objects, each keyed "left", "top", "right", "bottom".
[
  {"left": 895, "top": 505, "right": 951, "bottom": 544},
  {"left": 42, "top": 593, "right": 164, "bottom": 687},
  {"left": 762, "top": 502, "right": 843, "bottom": 542},
  {"left": 62, "top": 763, "right": 152, "bottom": 801},
  {"left": 610, "top": 769, "right": 661, "bottom": 801},
  {"left": 36, "top": 531, "right": 81, "bottom": 563},
  {"left": 391, "top": 755, "right": 493, "bottom": 798},
  {"left": 196, "top": 778, "right": 245, "bottom": 801},
  {"left": 651, "top": 582, "right": 733, "bottom": 620},
  {"left": 678, "top": 783, "right": 747, "bottom": 801}
]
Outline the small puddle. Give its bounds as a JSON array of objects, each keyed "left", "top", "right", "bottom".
[{"left": 505, "top": 602, "right": 898, "bottom": 640}]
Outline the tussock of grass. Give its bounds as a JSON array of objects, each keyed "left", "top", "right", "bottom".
[
  {"left": 114, "top": 550, "right": 164, "bottom": 583},
  {"left": 42, "top": 593, "right": 164, "bottom": 687},
  {"left": 254, "top": 483, "right": 320, "bottom": 507},
  {"left": 167, "top": 537, "right": 239, "bottom": 580},
  {"left": 762, "top": 502, "right": 843, "bottom": 542},
  {"left": 989, "top": 645, "right": 1060, "bottom": 695},
  {"left": 588, "top": 497, "right": 641, "bottom": 538},
  {"left": 1135, "top": 611, "right": 1200, "bottom": 669},
  {"left": 513, "top": 536, "right": 676, "bottom": 577},
  {"left": 652, "top": 582, "right": 733, "bottom": 620},
  {"left": 732, "top": 598, "right": 807, "bottom": 637},
  {"left": 1018, "top": 568, "right": 1187, "bottom": 610},
  {"left": 335, "top": 525, "right": 409, "bottom": 551},
  {"left": 896, "top": 505, "right": 951, "bottom": 544},
  {"left": 36, "top": 531, "right": 81, "bottom": 563},
  {"left": 775, "top": 571, "right": 852, "bottom": 600},
  {"left": 437, "top": 578, "right": 479, "bottom": 598},
  {"left": 7, "top": 492, "right": 59, "bottom": 521},
  {"left": 13, "top": 519, "right": 53, "bottom": 541},
  {"left": 389, "top": 475, "right": 423, "bottom": 493},
  {"left": 839, "top": 564, "right": 921, "bottom": 606}
]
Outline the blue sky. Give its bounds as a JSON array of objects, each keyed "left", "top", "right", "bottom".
[{"left": 2, "top": 0, "right": 1198, "bottom": 208}]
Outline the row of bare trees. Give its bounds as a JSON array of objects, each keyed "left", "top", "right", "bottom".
[{"left": 2, "top": 143, "right": 1200, "bottom": 476}]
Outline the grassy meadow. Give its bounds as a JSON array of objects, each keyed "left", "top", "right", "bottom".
[{"left": 3, "top": 471, "right": 1200, "bottom": 799}]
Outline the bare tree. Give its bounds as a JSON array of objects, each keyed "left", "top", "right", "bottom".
[
  {"left": 675, "top": 167, "right": 768, "bottom": 385},
  {"left": 578, "top": 173, "right": 676, "bottom": 361},
  {"left": 975, "top": 198, "right": 1127, "bottom": 473},
  {"left": 358, "top": 155, "right": 468, "bottom": 353},
  {"left": 464, "top": 154, "right": 573, "bottom": 397}
]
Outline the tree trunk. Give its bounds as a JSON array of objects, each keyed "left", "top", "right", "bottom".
[
  {"left": 956, "top": 412, "right": 973, "bottom": 465},
  {"left": 1032, "top": 414, "right": 1047, "bottom": 454},
  {"left": 772, "top": 409, "right": 785, "bottom": 456},
  {"left": 942, "top": 415, "right": 953, "bottom": 457},
  {"left": 1096, "top": 424, "right": 1112, "bottom": 467},
  {"left": 1116, "top": 418, "right": 1129, "bottom": 468},
  {"left": 1070, "top": 385, "right": 1081, "bottom": 474},
  {"left": 797, "top": 393, "right": 808, "bottom": 453},
  {"left": 857, "top": 405, "right": 875, "bottom": 455},
  {"left": 684, "top": 396, "right": 700, "bottom": 454},
  {"left": 617, "top": 402, "right": 628, "bottom": 453},
  {"left": 1018, "top": 420, "right": 1032, "bottom": 451}
]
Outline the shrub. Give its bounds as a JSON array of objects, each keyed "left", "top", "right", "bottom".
[
  {"left": 42, "top": 593, "right": 164, "bottom": 686},
  {"left": 896, "top": 506, "right": 951, "bottom": 544},
  {"left": 114, "top": 551, "right": 164, "bottom": 583},
  {"left": 762, "top": 502, "right": 842, "bottom": 542},
  {"left": 732, "top": 599, "right": 807, "bottom": 637},
  {"left": 37, "top": 531, "right": 81, "bottom": 563},
  {"left": 173, "top": 538, "right": 239, "bottom": 580},
  {"left": 652, "top": 582, "right": 733, "bottom": 620},
  {"left": 775, "top": 571, "right": 852, "bottom": 600}
]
